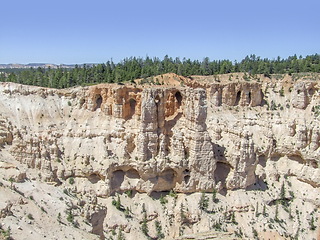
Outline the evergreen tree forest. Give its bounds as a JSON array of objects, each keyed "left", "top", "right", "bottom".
[{"left": 1, "top": 54, "right": 320, "bottom": 89}]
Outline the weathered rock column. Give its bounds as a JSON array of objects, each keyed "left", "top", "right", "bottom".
[{"left": 181, "top": 88, "right": 216, "bottom": 192}]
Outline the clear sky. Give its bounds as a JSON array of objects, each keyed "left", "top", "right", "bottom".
[{"left": 1, "top": 0, "right": 319, "bottom": 64}]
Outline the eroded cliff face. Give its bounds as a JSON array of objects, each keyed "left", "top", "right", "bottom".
[
  {"left": 0, "top": 73, "right": 319, "bottom": 197},
  {"left": 1, "top": 73, "right": 320, "bottom": 239}
]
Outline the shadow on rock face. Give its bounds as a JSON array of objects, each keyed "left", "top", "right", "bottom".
[{"left": 90, "top": 209, "right": 107, "bottom": 240}]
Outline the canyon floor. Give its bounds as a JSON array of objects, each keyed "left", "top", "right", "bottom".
[{"left": 1, "top": 72, "right": 320, "bottom": 239}]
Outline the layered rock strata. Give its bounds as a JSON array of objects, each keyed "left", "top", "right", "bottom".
[{"left": 0, "top": 73, "right": 319, "bottom": 198}]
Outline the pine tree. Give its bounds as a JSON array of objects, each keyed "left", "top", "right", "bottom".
[
  {"left": 116, "top": 194, "right": 121, "bottom": 210},
  {"left": 199, "top": 191, "right": 209, "bottom": 211}
]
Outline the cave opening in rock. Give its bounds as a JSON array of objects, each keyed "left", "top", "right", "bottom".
[
  {"left": 184, "top": 175, "right": 190, "bottom": 184},
  {"left": 309, "top": 88, "right": 314, "bottom": 95},
  {"left": 183, "top": 169, "right": 190, "bottom": 184},
  {"left": 159, "top": 168, "right": 176, "bottom": 189},
  {"left": 110, "top": 170, "right": 125, "bottom": 190},
  {"left": 235, "top": 91, "right": 241, "bottom": 105},
  {"left": 88, "top": 173, "right": 102, "bottom": 184},
  {"left": 79, "top": 98, "right": 85, "bottom": 108},
  {"left": 95, "top": 94, "right": 102, "bottom": 110},
  {"left": 126, "top": 98, "right": 136, "bottom": 120},
  {"left": 175, "top": 91, "right": 182, "bottom": 108},
  {"left": 126, "top": 168, "right": 140, "bottom": 179},
  {"left": 214, "top": 162, "right": 231, "bottom": 187},
  {"left": 184, "top": 148, "right": 189, "bottom": 159},
  {"left": 258, "top": 154, "right": 267, "bottom": 167},
  {"left": 248, "top": 92, "right": 251, "bottom": 105},
  {"left": 288, "top": 155, "right": 305, "bottom": 165}
]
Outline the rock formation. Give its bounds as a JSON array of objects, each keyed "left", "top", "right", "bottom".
[{"left": 0, "top": 73, "right": 320, "bottom": 239}]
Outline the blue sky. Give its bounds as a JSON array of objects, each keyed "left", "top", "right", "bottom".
[{"left": 1, "top": 0, "right": 319, "bottom": 64}]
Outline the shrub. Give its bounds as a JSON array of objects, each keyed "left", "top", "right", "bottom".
[
  {"left": 159, "top": 194, "right": 168, "bottom": 205},
  {"left": 27, "top": 213, "right": 34, "bottom": 220},
  {"left": 8, "top": 177, "right": 14, "bottom": 189},
  {"left": 69, "top": 177, "right": 74, "bottom": 185},
  {"left": 125, "top": 190, "right": 132, "bottom": 198},
  {"left": 279, "top": 86, "right": 284, "bottom": 96},
  {"left": 310, "top": 216, "right": 316, "bottom": 230},
  {"left": 40, "top": 206, "right": 47, "bottom": 213},
  {"left": 67, "top": 210, "right": 73, "bottom": 222},
  {"left": 124, "top": 207, "right": 131, "bottom": 218},
  {"left": 169, "top": 189, "right": 177, "bottom": 198}
]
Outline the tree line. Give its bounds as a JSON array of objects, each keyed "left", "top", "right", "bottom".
[{"left": 1, "top": 54, "right": 320, "bottom": 88}]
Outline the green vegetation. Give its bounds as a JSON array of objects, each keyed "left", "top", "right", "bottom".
[
  {"left": 57, "top": 212, "right": 61, "bottom": 223},
  {"left": 40, "top": 206, "right": 47, "bottom": 213},
  {"left": 112, "top": 194, "right": 123, "bottom": 211},
  {"left": 141, "top": 204, "right": 148, "bottom": 236},
  {"left": 180, "top": 203, "right": 186, "bottom": 222},
  {"left": 117, "top": 226, "right": 124, "bottom": 240},
  {"left": 310, "top": 216, "right": 316, "bottom": 230},
  {"left": 8, "top": 177, "right": 14, "bottom": 189},
  {"left": 67, "top": 210, "right": 74, "bottom": 222},
  {"left": 312, "top": 104, "right": 320, "bottom": 117},
  {"left": 199, "top": 191, "right": 209, "bottom": 211},
  {"left": 125, "top": 190, "right": 132, "bottom": 198},
  {"left": 212, "top": 188, "right": 217, "bottom": 202},
  {"left": 169, "top": 189, "right": 177, "bottom": 198},
  {"left": 1, "top": 54, "right": 320, "bottom": 88},
  {"left": 115, "top": 194, "right": 122, "bottom": 210},
  {"left": 124, "top": 207, "right": 131, "bottom": 218},
  {"left": 155, "top": 221, "right": 164, "bottom": 239},
  {"left": 159, "top": 194, "right": 168, "bottom": 205},
  {"left": 68, "top": 177, "right": 74, "bottom": 185},
  {"left": 0, "top": 226, "right": 11, "bottom": 240}
]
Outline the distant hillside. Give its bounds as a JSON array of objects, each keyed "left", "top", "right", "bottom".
[
  {"left": 0, "top": 63, "right": 97, "bottom": 69},
  {"left": 0, "top": 63, "right": 70, "bottom": 69}
]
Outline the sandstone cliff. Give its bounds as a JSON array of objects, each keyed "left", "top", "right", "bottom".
[{"left": 0, "top": 73, "right": 319, "bottom": 239}]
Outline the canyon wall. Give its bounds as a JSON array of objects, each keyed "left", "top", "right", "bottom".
[{"left": 0, "top": 73, "right": 319, "bottom": 197}]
